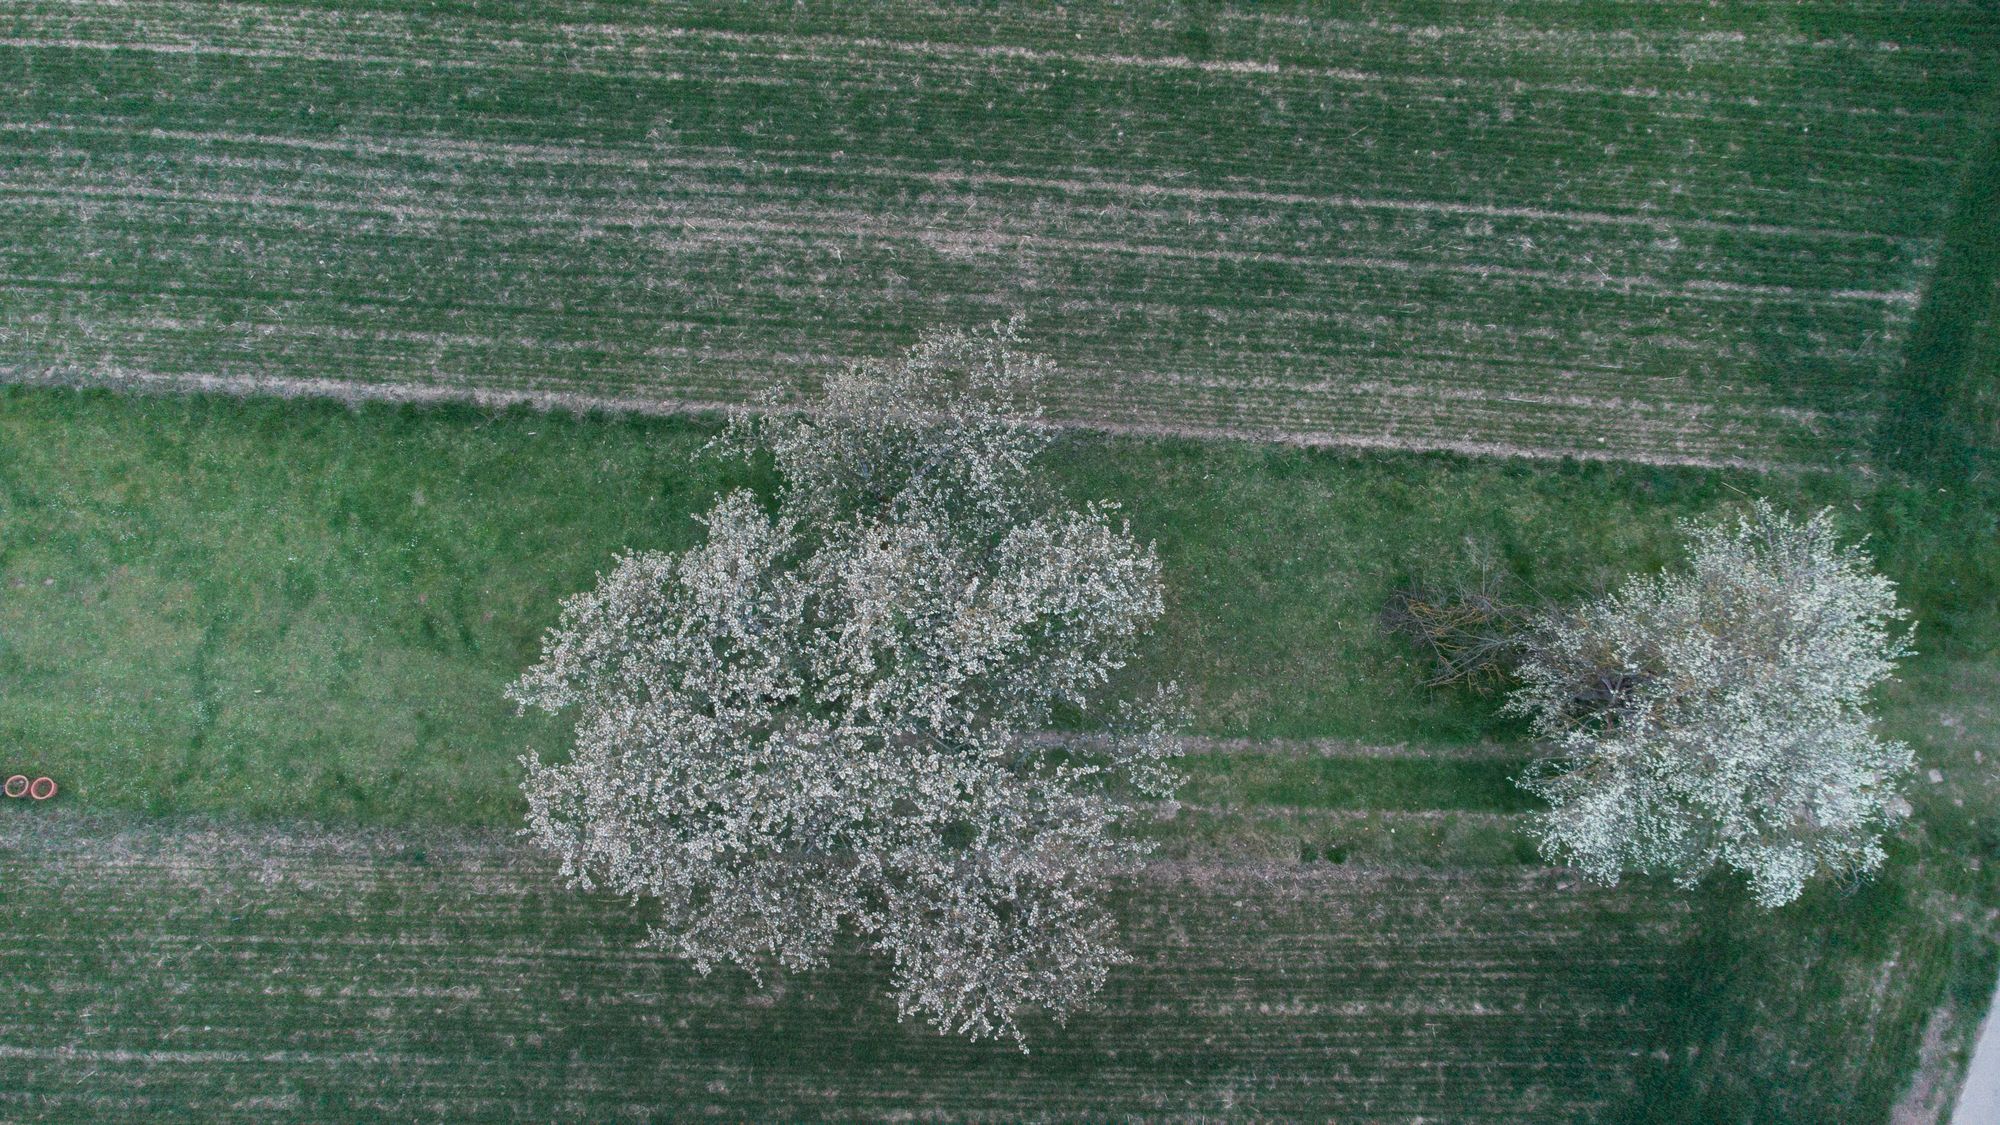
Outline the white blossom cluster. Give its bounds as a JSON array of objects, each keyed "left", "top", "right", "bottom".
[
  {"left": 1507, "top": 501, "right": 1915, "bottom": 907},
  {"left": 510, "top": 321, "right": 1180, "bottom": 1046}
]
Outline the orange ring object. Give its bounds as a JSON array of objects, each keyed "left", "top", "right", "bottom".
[
  {"left": 27, "top": 777, "right": 55, "bottom": 801},
  {"left": 2, "top": 775, "right": 26, "bottom": 798}
]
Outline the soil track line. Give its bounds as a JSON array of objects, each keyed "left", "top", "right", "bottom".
[
  {"left": 0, "top": 121, "right": 1923, "bottom": 247},
  {"left": 1, "top": 363, "right": 1795, "bottom": 471},
  {"left": 0, "top": 16, "right": 1955, "bottom": 121},
  {"left": 0, "top": 183, "right": 1922, "bottom": 309},
  {"left": 0, "top": 177, "right": 1926, "bottom": 309},
  {"left": 1046, "top": 733, "right": 1530, "bottom": 760}
]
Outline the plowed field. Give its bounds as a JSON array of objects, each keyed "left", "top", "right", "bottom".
[
  {"left": 0, "top": 817, "right": 1683, "bottom": 1121},
  {"left": 4, "top": 1, "right": 1995, "bottom": 466}
]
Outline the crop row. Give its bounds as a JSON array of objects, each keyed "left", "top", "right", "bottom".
[
  {"left": 3, "top": 0, "right": 1993, "bottom": 466},
  {"left": 0, "top": 815, "right": 1683, "bottom": 1121}
]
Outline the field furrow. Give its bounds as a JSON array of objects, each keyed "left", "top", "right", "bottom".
[
  {"left": 3, "top": 0, "right": 1992, "bottom": 466},
  {"left": 0, "top": 816, "right": 1683, "bottom": 1121}
]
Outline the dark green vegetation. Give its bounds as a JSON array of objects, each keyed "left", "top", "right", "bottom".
[
  {"left": 4, "top": 0, "right": 1998, "bottom": 464},
  {"left": 1881, "top": 84, "right": 2000, "bottom": 478},
  {"left": 4, "top": 385, "right": 1997, "bottom": 1120}
]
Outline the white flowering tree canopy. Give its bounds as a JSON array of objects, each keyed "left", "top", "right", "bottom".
[
  {"left": 1508, "top": 501, "right": 1916, "bottom": 907},
  {"left": 509, "top": 322, "right": 1180, "bottom": 1046}
]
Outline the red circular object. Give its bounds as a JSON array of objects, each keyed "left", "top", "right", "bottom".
[
  {"left": 2, "top": 776, "right": 25, "bottom": 799},
  {"left": 27, "top": 777, "right": 55, "bottom": 801}
]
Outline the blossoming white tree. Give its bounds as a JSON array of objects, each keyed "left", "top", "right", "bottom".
[
  {"left": 1507, "top": 501, "right": 1915, "bottom": 907},
  {"left": 509, "top": 322, "right": 1180, "bottom": 1045}
]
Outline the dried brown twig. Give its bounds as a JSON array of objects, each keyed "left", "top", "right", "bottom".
[{"left": 1381, "top": 574, "right": 1532, "bottom": 690}]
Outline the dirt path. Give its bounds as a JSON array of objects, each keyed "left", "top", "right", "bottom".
[{"left": 1953, "top": 975, "right": 2000, "bottom": 1123}]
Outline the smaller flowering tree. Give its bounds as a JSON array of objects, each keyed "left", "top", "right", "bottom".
[
  {"left": 1507, "top": 501, "right": 1915, "bottom": 907},
  {"left": 509, "top": 321, "right": 1180, "bottom": 1046}
]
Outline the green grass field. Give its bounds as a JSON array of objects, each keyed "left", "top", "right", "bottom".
[
  {"left": 11, "top": 386, "right": 1984, "bottom": 825},
  {"left": 5, "top": 0, "right": 2000, "bottom": 1119}
]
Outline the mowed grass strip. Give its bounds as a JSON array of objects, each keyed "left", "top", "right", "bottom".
[
  {"left": 0, "top": 815, "right": 1683, "bottom": 1122},
  {"left": 1153, "top": 746, "right": 1541, "bottom": 865},
  {"left": 1177, "top": 751, "right": 1537, "bottom": 813},
  {"left": 7, "top": 384, "right": 1963, "bottom": 827},
  {"left": 5, "top": 0, "right": 1995, "bottom": 464}
]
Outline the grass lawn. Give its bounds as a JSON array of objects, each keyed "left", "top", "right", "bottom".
[{"left": 8, "top": 383, "right": 1990, "bottom": 824}]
